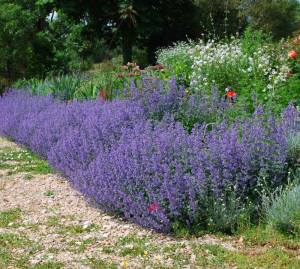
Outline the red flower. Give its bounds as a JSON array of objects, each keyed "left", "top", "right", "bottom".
[
  {"left": 148, "top": 202, "right": 158, "bottom": 213},
  {"left": 226, "top": 91, "right": 237, "bottom": 98},
  {"left": 225, "top": 86, "right": 237, "bottom": 99},
  {"left": 99, "top": 89, "right": 106, "bottom": 101},
  {"left": 288, "top": 50, "right": 298, "bottom": 59}
]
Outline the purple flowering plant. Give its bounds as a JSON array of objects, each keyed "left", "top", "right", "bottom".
[{"left": 0, "top": 82, "right": 299, "bottom": 233}]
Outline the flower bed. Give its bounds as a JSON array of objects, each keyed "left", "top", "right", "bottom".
[
  {"left": 157, "top": 29, "right": 300, "bottom": 112},
  {"left": 0, "top": 87, "right": 299, "bottom": 233}
]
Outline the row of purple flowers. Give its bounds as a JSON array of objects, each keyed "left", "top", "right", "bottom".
[{"left": 0, "top": 86, "right": 299, "bottom": 232}]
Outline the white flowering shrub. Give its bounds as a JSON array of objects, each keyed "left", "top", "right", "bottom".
[
  {"left": 156, "top": 31, "right": 292, "bottom": 106},
  {"left": 189, "top": 38, "right": 289, "bottom": 100},
  {"left": 156, "top": 41, "right": 194, "bottom": 85}
]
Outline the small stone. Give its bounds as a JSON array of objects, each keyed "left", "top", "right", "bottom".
[{"left": 190, "top": 254, "right": 196, "bottom": 263}]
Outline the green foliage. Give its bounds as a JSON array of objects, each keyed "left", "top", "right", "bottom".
[
  {"left": 74, "top": 80, "right": 100, "bottom": 100},
  {"left": 14, "top": 78, "right": 53, "bottom": 96},
  {"left": 50, "top": 74, "right": 84, "bottom": 101},
  {"left": 56, "top": 0, "right": 202, "bottom": 64},
  {"left": 0, "top": 208, "right": 21, "bottom": 228},
  {"left": 287, "top": 132, "right": 300, "bottom": 166},
  {"left": 0, "top": 1, "right": 105, "bottom": 81},
  {"left": 0, "top": 147, "right": 52, "bottom": 175},
  {"left": 0, "top": 0, "right": 35, "bottom": 79},
  {"left": 265, "top": 179, "right": 300, "bottom": 236},
  {"left": 196, "top": 187, "right": 253, "bottom": 234},
  {"left": 156, "top": 41, "right": 194, "bottom": 85},
  {"left": 17, "top": 61, "right": 171, "bottom": 101},
  {"left": 240, "top": 27, "right": 273, "bottom": 55},
  {"left": 48, "top": 13, "right": 95, "bottom": 73},
  {"left": 243, "top": 0, "right": 299, "bottom": 39},
  {"left": 195, "top": 0, "right": 246, "bottom": 38},
  {"left": 15, "top": 74, "right": 86, "bottom": 101},
  {"left": 156, "top": 28, "right": 299, "bottom": 112}
]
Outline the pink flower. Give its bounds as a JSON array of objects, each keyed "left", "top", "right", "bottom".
[
  {"left": 288, "top": 50, "right": 298, "bottom": 59},
  {"left": 148, "top": 202, "right": 158, "bottom": 213},
  {"left": 153, "top": 64, "right": 164, "bottom": 70}
]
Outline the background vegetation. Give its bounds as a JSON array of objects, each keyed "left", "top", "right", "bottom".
[{"left": 0, "top": 0, "right": 299, "bottom": 84}]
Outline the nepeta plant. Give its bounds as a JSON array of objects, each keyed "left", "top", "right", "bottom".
[{"left": 0, "top": 87, "right": 298, "bottom": 233}]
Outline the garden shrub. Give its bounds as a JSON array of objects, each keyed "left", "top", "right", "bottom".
[
  {"left": 287, "top": 132, "right": 300, "bottom": 167},
  {"left": 188, "top": 38, "right": 289, "bottom": 105},
  {"left": 0, "top": 87, "right": 298, "bottom": 234},
  {"left": 265, "top": 177, "right": 300, "bottom": 236},
  {"left": 156, "top": 29, "right": 300, "bottom": 111},
  {"left": 156, "top": 41, "right": 194, "bottom": 86}
]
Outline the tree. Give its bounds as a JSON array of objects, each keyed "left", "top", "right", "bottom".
[
  {"left": 0, "top": 0, "right": 100, "bottom": 79},
  {"left": 55, "top": 0, "right": 201, "bottom": 64},
  {"left": 0, "top": 0, "right": 35, "bottom": 79},
  {"left": 194, "top": 0, "right": 246, "bottom": 38},
  {"left": 242, "top": 0, "right": 300, "bottom": 39}
]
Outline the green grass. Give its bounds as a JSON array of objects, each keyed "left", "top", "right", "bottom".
[
  {"left": 0, "top": 232, "right": 44, "bottom": 268},
  {"left": 24, "top": 174, "right": 34, "bottom": 180},
  {"left": 68, "top": 238, "right": 97, "bottom": 253},
  {"left": 239, "top": 225, "right": 300, "bottom": 250},
  {"left": 46, "top": 216, "right": 61, "bottom": 227},
  {"left": 57, "top": 223, "right": 99, "bottom": 235},
  {"left": 92, "top": 230, "right": 300, "bottom": 269},
  {"left": 47, "top": 247, "right": 60, "bottom": 254},
  {"left": 0, "top": 147, "right": 52, "bottom": 175},
  {"left": 190, "top": 243, "right": 300, "bottom": 269},
  {"left": 0, "top": 248, "right": 11, "bottom": 268},
  {"left": 44, "top": 190, "right": 55, "bottom": 197},
  {"left": 85, "top": 258, "right": 117, "bottom": 269},
  {"left": 0, "top": 208, "right": 21, "bottom": 227},
  {"left": 116, "top": 234, "right": 155, "bottom": 257},
  {"left": 0, "top": 233, "right": 30, "bottom": 249}
]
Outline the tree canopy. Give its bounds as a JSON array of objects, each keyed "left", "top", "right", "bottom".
[{"left": 0, "top": 0, "right": 299, "bottom": 79}]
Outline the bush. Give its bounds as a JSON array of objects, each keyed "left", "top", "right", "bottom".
[
  {"left": 265, "top": 176, "right": 300, "bottom": 236},
  {"left": 188, "top": 37, "right": 291, "bottom": 106},
  {"left": 0, "top": 87, "right": 298, "bottom": 233},
  {"left": 156, "top": 41, "right": 194, "bottom": 86},
  {"left": 287, "top": 132, "right": 300, "bottom": 166},
  {"left": 156, "top": 29, "right": 300, "bottom": 111}
]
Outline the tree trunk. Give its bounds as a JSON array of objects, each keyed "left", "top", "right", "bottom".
[
  {"left": 6, "top": 59, "right": 12, "bottom": 82},
  {"left": 122, "top": 32, "right": 133, "bottom": 64}
]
